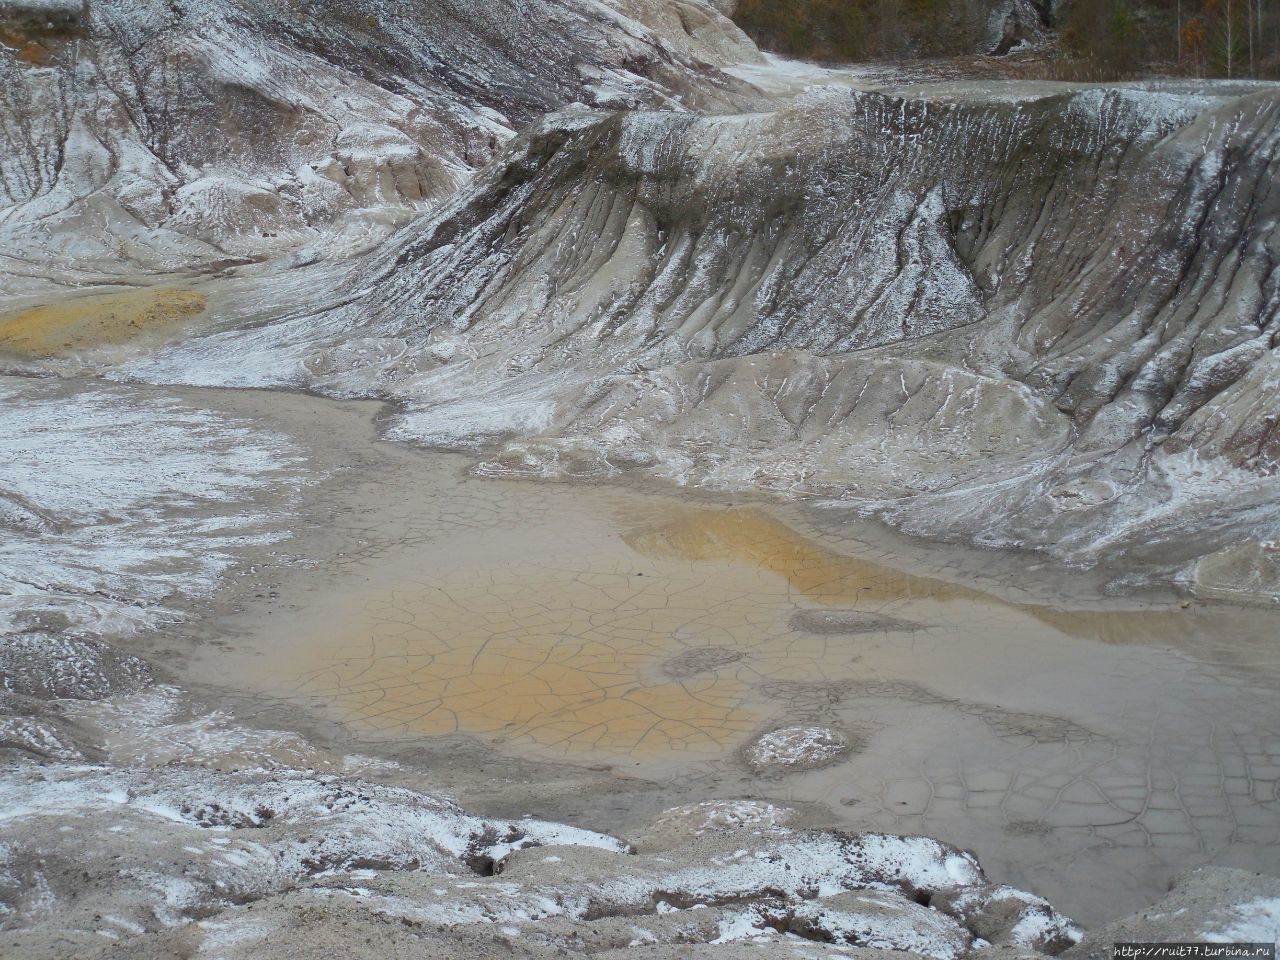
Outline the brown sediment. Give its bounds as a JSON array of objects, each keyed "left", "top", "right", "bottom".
[
  {"left": 623, "top": 507, "right": 973, "bottom": 604},
  {"left": 627, "top": 507, "right": 1196, "bottom": 645},
  {"left": 246, "top": 503, "right": 1193, "bottom": 762},
  {"left": 0, "top": 29, "right": 50, "bottom": 65},
  {"left": 250, "top": 505, "right": 975, "bottom": 757},
  {"left": 285, "top": 569, "right": 764, "bottom": 755},
  {"left": 0, "top": 288, "right": 209, "bottom": 356}
]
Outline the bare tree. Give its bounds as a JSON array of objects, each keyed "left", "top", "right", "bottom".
[
  {"left": 1227, "top": 0, "right": 1234, "bottom": 75},
  {"left": 1247, "top": 0, "right": 1254, "bottom": 74}
]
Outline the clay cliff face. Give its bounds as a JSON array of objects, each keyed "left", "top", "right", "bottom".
[{"left": 397, "top": 82, "right": 1279, "bottom": 586}]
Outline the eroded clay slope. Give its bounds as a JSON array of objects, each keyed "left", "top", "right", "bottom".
[
  {"left": 0, "top": 0, "right": 758, "bottom": 289},
  {"left": 124, "top": 80, "right": 1279, "bottom": 587}
]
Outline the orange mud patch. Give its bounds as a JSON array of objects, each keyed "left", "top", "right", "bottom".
[
  {"left": 627, "top": 507, "right": 1194, "bottom": 644},
  {"left": 287, "top": 565, "right": 765, "bottom": 755},
  {"left": 0, "top": 288, "right": 209, "bottom": 356},
  {"left": 0, "top": 29, "right": 50, "bottom": 64},
  {"left": 624, "top": 507, "right": 973, "bottom": 604},
  {"left": 247, "top": 503, "right": 1190, "bottom": 762}
]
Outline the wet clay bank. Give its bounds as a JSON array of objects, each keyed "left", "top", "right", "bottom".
[{"left": 155, "top": 387, "right": 1280, "bottom": 930}]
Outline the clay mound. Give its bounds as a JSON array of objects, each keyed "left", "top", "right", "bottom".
[{"left": 0, "top": 0, "right": 759, "bottom": 286}]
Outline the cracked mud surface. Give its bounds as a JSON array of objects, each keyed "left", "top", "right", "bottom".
[{"left": 129, "top": 387, "right": 1280, "bottom": 929}]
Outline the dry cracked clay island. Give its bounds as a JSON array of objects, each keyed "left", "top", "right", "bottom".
[{"left": 2, "top": 0, "right": 1280, "bottom": 957}]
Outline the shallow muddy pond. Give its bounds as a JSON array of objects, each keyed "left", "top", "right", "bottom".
[{"left": 164, "top": 389, "right": 1280, "bottom": 928}]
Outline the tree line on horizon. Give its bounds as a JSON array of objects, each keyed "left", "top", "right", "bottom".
[{"left": 731, "top": 0, "right": 1280, "bottom": 78}]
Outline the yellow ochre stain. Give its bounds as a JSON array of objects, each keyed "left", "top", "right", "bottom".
[
  {"left": 0, "top": 288, "right": 209, "bottom": 356},
  {"left": 279, "top": 509, "right": 970, "bottom": 756},
  {"left": 624, "top": 507, "right": 969, "bottom": 604},
  {"left": 0, "top": 29, "right": 52, "bottom": 65},
  {"left": 290, "top": 566, "right": 765, "bottom": 755},
  {"left": 273, "top": 507, "right": 1190, "bottom": 758},
  {"left": 627, "top": 508, "right": 1193, "bottom": 643}
]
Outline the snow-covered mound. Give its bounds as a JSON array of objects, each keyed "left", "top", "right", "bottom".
[
  {"left": 1064, "top": 868, "right": 1280, "bottom": 956},
  {"left": 0, "top": 762, "right": 1082, "bottom": 958},
  {"left": 745, "top": 725, "right": 852, "bottom": 771}
]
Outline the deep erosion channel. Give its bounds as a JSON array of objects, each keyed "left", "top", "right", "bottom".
[{"left": 133, "top": 385, "right": 1280, "bottom": 930}]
